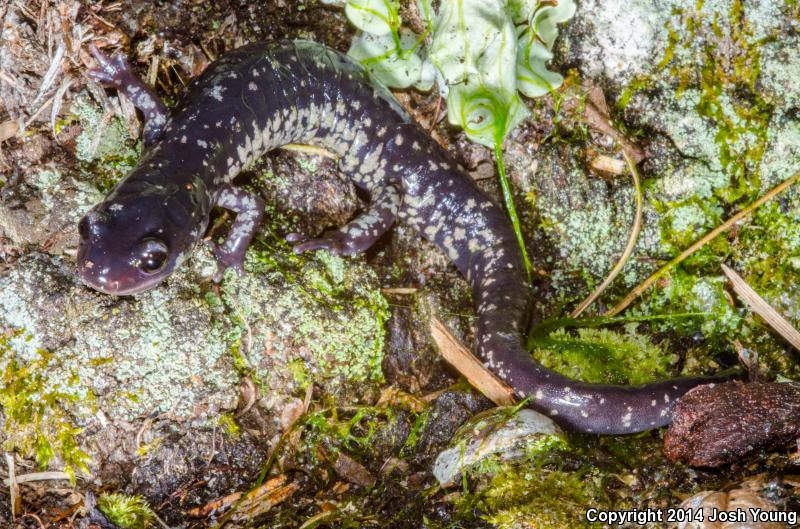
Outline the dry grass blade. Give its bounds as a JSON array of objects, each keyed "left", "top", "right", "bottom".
[
  {"left": 571, "top": 149, "right": 642, "bottom": 317},
  {"left": 31, "top": 42, "right": 65, "bottom": 108},
  {"left": 607, "top": 168, "right": 800, "bottom": 316},
  {"left": 191, "top": 475, "right": 298, "bottom": 519},
  {"left": 2, "top": 471, "right": 70, "bottom": 486},
  {"left": 282, "top": 143, "right": 338, "bottom": 158},
  {"left": 5, "top": 453, "right": 19, "bottom": 520},
  {"left": 430, "top": 316, "right": 516, "bottom": 406},
  {"left": 721, "top": 263, "right": 800, "bottom": 351}
]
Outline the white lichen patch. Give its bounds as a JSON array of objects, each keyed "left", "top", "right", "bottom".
[
  {"left": 632, "top": 89, "right": 726, "bottom": 171},
  {"left": 573, "top": 0, "right": 669, "bottom": 84},
  {"left": 759, "top": 116, "right": 800, "bottom": 189},
  {"left": 760, "top": 36, "right": 800, "bottom": 109},
  {"left": 73, "top": 97, "right": 139, "bottom": 165},
  {"left": 528, "top": 153, "right": 662, "bottom": 290},
  {"left": 667, "top": 203, "right": 711, "bottom": 238},
  {"left": 649, "top": 160, "right": 729, "bottom": 202},
  {"left": 0, "top": 253, "right": 238, "bottom": 422},
  {"left": 219, "top": 248, "right": 389, "bottom": 386}
]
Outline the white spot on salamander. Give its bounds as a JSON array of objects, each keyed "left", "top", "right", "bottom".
[{"left": 209, "top": 84, "right": 226, "bottom": 101}]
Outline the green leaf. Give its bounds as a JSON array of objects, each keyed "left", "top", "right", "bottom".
[
  {"left": 447, "top": 84, "right": 529, "bottom": 147},
  {"left": 516, "top": 35, "right": 563, "bottom": 98},
  {"left": 516, "top": 0, "right": 576, "bottom": 98},
  {"left": 349, "top": 29, "right": 424, "bottom": 89},
  {"left": 529, "top": 0, "right": 576, "bottom": 48},
  {"left": 345, "top": 0, "right": 399, "bottom": 35}
]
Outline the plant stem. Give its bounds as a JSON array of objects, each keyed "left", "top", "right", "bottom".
[
  {"left": 571, "top": 149, "right": 642, "bottom": 317},
  {"left": 494, "top": 141, "right": 532, "bottom": 280}
]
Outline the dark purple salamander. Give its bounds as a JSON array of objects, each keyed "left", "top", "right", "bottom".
[{"left": 77, "top": 40, "right": 728, "bottom": 434}]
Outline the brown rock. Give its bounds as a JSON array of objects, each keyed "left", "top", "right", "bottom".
[{"left": 664, "top": 381, "right": 800, "bottom": 467}]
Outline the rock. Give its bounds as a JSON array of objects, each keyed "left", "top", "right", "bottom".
[
  {"left": 664, "top": 381, "right": 800, "bottom": 467},
  {"left": 0, "top": 165, "right": 103, "bottom": 254},
  {"left": 0, "top": 242, "right": 388, "bottom": 483},
  {"left": 432, "top": 407, "right": 564, "bottom": 486},
  {"left": 567, "top": 0, "right": 671, "bottom": 86},
  {"left": 678, "top": 479, "right": 793, "bottom": 529}
]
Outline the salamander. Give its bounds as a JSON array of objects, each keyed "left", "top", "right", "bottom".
[{"left": 77, "top": 40, "right": 728, "bottom": 434}]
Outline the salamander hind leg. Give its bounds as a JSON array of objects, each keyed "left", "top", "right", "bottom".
[
  {"left": 289, "top": 183, "right": 401, "bottom": 256},
  {"left": 209, "top": 186, "right": 265, "bottom": 281},
  {"left": 86, "top": 44, "right": 169, "bottom": 145}
]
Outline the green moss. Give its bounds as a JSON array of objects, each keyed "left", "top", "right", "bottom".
[
  {"left": 302, "top": 405, "right": 393, "bottom": 463},
  {"left": 287, "top": 359, "right": 310, "bottom": 390},
  {"left": 400, "top": 408, "right": 431, "bottom": 455},
  {"left": 728, "top": 194, "right": 800, "bottom": 378},
  {"left": 530, "top": 327, "right": 676, "bottom": 385},
  {"left": 97, "top": 493, "right": 156, "bottom": 529},
  {"left": 632, "top": 269, "right": 742, "bottom": 341},
  {"left": 217, "top": 413, "right": 242, "bottom": 438},
  {"left": 734, "top": 198, "right": 800, "bottom": 306},
  {"left": 458, "top": 458, "right": 603, "bottom": 529},
  {"left": 0, "top": 331, "right": 91, "bottom": 483}
]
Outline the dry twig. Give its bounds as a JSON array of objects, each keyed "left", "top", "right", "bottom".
[
  {"left": 721, "top": 263, "right": 800, "bottom": 351},
  {"left": 430, "top": 316, "right": 516, "bottom": 406},
  {"left": 571, "top": 149, "right": 642, "bottom": 317}
]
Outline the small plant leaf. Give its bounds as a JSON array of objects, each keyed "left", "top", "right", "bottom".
[
  {"left": 345, "top": 0, "right": 398, "bottom": 35},
  {"left": 349, "top": 30, "right": 424, "bottom": 89}
]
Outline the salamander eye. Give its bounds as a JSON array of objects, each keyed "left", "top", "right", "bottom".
[{"left": 136, "top": 238, "right": 169, "bottom": 274}]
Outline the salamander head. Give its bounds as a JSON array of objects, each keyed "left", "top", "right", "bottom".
[{"left": 77, "top": 188, "right": 204, "bottom": 296}]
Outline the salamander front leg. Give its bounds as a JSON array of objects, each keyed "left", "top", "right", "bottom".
[
  {"left": 86, "top": 44, "right": 169, "bottom": 145},
  {"left": 288, "top": 183, "right": 401, "bottom": 256},
  {"left": 209, "top": 186, "right": 265, "bottom": 280}
]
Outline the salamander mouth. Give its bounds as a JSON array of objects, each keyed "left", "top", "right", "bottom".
[
  {"left": 77, "top": 258, "right": 167, "bottom": 296},
  {"left": 81, "top": 277, "right": 157, "bottom": 296}
]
